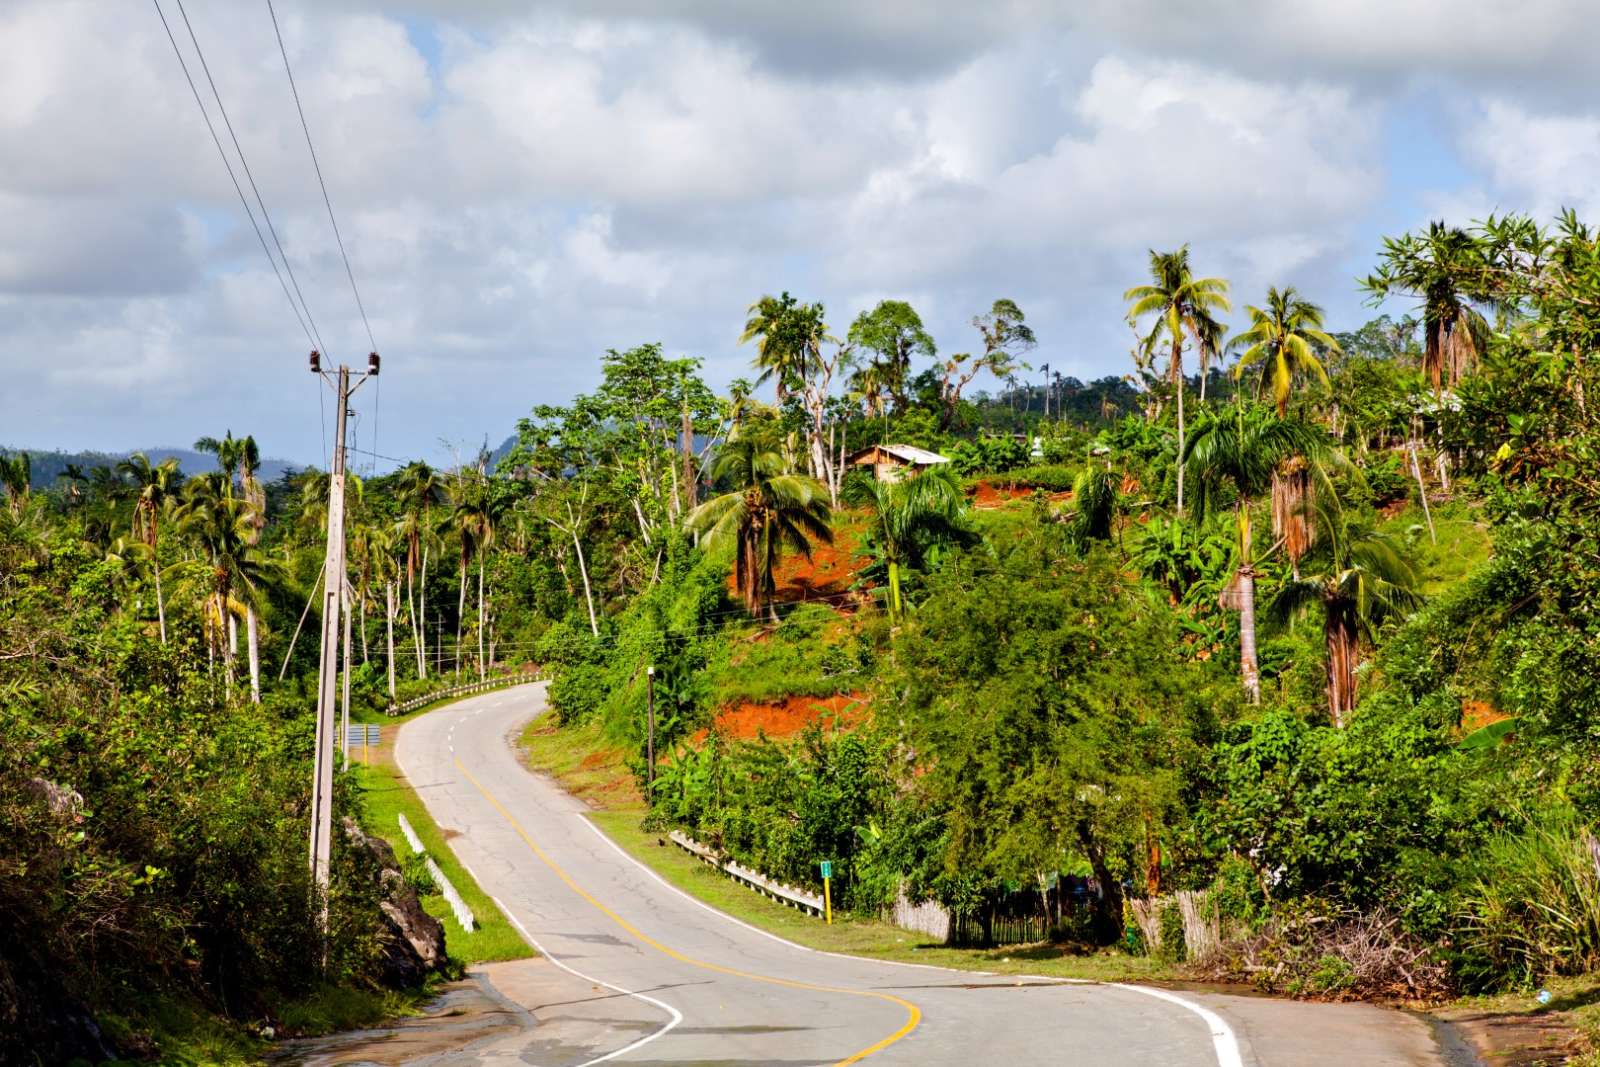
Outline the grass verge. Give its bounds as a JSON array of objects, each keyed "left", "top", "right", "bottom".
[
  {"left": 586, "top": 808, "right": 1166, "bottom": 984},
  {"left": 355, "top": 758, "right": 532, "bottom": 964},
  {"left": 1437, "top": 973, "right": 1600, "bottom": 1066}
]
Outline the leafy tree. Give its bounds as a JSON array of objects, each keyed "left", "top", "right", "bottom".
[
  {"left": 686, "top": 437, "right": 831, "bottom": 619},
  {"left": 1125, "top": 247, "right": 1231, "bottom": 513},
  {"left": 393, "top": 461, "right": 440, "bottom": 675},
  {"left": 0, "top": 452, "right": 30, "bottom": 514},
  {"left": 1185, "top": 405, "right": 1329, "bottom": 704},
  {"left": 847, "top": 300, "right": 936, "bottom": 415},
  {"left": 937, "top": 299, "right": 1037, "bottom": 430}
]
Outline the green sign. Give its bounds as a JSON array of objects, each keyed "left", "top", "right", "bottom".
[{"left": 820, "top": 860, "right": 832, "bottom": 880}]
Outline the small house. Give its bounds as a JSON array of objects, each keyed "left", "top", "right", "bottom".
[{"left": 846, "top": 443, "right": 951, "bottom": 484}]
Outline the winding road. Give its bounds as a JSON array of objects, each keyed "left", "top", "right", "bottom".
[{"left": 391, "top": 684, "right": 1447, "bottom": 1067}]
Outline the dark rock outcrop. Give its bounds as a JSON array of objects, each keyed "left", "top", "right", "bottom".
[{"left": 342, "top": 818, "right": 447, "bottom": 987}]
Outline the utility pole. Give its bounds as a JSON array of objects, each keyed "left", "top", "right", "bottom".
[
  {"left": 308, "top": 350, "right": 379, "bottom": 942},
  {"left": 645, "top": 665, "right": 656, "bottom": 796}
]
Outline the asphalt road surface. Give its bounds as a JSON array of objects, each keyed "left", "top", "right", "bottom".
[{"left": 393, "top": 684, "right": 1446, "bottom": 1067}]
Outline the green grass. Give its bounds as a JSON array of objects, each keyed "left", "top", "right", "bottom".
[
  {"left": 1376, "top": 501, "right": 1492, "bottom": 595},
  {"left": 587, "top": 809, "right": 1167, "bottom": 984},
  {"left": 355, "top": 760, "right": 533, "bottom": 964},
  {"left": 519, "top": 714, "right": 641, "bottom": 810}
]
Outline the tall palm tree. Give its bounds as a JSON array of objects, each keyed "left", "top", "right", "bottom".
[
  {"left": 845, "top": 465, "right": 967, "bottom": 623},
  {"left": 1185, "top": 405, "right": 1329, "bottom": 704},
  {"left": 1229, "top": 287, "right": 1340, "bottom": 418},
  {"left": 1269, "top": 500, "right": 1422, "bottom": 725},
  {"left": 176, "top": 474, "right": 270, "bottom": 697},
  {"left": 1363, "top": 221, "right": 1491, "bottom": 394},
  {"left": 740, "top": 292, "right": 827, "bottom": 404},
  {"left": 118, "top": 452, "right": 180, "bottom": 644},
  {"left": 1125, "top": 247, "right": 1231, "bottom": 514},
  {"left": 394, "top": 461, "right": 440, "bottom": 678},
  {"left": 686, "top": 437, "right": 832, "bottom": 620}
]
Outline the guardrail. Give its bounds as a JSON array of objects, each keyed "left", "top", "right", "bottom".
[
  {"left": 386, "top": 672, "right": 543, "bottom": 716},
  {"left": 669, "top": 830, "right": 825, "bottom": 917}
]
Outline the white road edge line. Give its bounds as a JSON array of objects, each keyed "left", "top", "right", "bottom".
[
  {"left": 573, "top": 785, "right": 1249, "bottom": 1067},
  {"left": 493, "top": 895, "right": 684, "bottom": 1067},
  {"left": 1109, "top": 983, "right": 1245, "bottom": 1067}
]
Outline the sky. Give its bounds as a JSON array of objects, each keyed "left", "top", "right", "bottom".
[{"left": 4, "top": 0, "right": 1599, "bottom": 470}]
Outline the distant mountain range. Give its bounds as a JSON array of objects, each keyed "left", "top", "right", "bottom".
[{"left": 1, "top": 446, "right": 303, "bottom": 488}]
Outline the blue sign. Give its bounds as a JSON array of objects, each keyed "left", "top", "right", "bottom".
[{"left": 820, "top": 860, "right": 832, "bottom": 880}]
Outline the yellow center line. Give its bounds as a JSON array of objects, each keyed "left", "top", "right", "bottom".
[{"left": 454, "top": 757, "right": 922, "bottom": 1065}]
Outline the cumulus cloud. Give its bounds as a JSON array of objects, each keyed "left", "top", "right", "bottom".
[{"left": 0, "top": 0, "right": 1593, "bottom": 463}]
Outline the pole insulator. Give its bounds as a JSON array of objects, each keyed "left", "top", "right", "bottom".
[
  {"left": 309, "top": 350, "right": 321, "bottom": 373},
  {"left": 367, "top": 351, "right": 381, "bottom": 376}
]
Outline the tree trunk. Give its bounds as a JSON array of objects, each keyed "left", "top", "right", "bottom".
[
  {"left": 888, "top": 559, "right": 903, "bottom": 623},
  {"left": 1174, "top": 339, "right": 1186, "bottom": 515},
  {"left": 419, "top": 545, "right": 430, "bottom": 678},
  {"left": 228, "top": 611, "right": 238, "bottom": 658},
  {"left": 478, "top": 556, "right": 486, "bottom": 682},
  {"left": 408, "top": 566, "right": 425, "bottom": 679},
  {"left": 385, "top": 580, "right": 396, "bottom": 700},
  {"left": 1326, "top": 602, "right": 1359, "bottom": 727},
  {"left": 358, "top": 587, "right": 369, "bottom": 664},
  {"left": 572, "top": 528, "right": 599, "bottom": 637},
  {"left": 681, "top": 401, "right": 696, "bottom": 513},
  {"left": 246, "top": 605, "right": 261, "bottom": 705},
  {"left": 1238, "top": 505, "right": 1261, "bottom": 705},
  {"left": 456, "top": 560, "right": 466, "bottom": 675},
  {"left": 154, "top": 564, "right": 167, "bottom": 645}
]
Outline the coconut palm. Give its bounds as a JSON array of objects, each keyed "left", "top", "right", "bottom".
[
  {"left": 1269, "top": 499, "right": 1422, "bottom": 725},
  {"left": 117, "top": 452, "right": 180, "bottom": 644},
  {"left": 1229, "top": 287, "right": 1340, "bottom": 418},
  {"left": 176, "top": 474, "right": 271, "bottom": 697},
  {"left": 845, "top": 464, "right": 967, "bottom": 622},
  {"left": 1185, "top": 405, "right": 1330, "bottom": 704},
  {"left": 687, "top": 437, "right": 832, "bottom": 619},
  {"left": 741, "top": 292, "right": 827, "bottom": 404},
  {"left": 1125, "top": 247, "right": 1231, "bottom": 514}
]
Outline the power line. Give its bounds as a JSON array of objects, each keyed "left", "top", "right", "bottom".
[
  {"left": 265, "top": 0, "right": 378, "bottom": 355},
  {"left": 170, "top": 0, "right": 329, "bottom": 357},
  {"left": 150, "top": 0, "right": 316, "bottom": 353}
]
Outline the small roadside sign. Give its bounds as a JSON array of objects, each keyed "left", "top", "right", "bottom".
[
  {"left": 820, "top": 861, "right": 833, "bottom": 925},
  {"left": 819, "top": 860, "right": 832, "bottom": 880}
]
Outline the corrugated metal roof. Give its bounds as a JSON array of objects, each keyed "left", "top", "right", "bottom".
[{"left": 847, "top": 444, "right": 950, "bottom": 466}]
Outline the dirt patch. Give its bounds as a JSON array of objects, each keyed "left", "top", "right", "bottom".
[
  {"left": 733, "top": 520, "right": 869, "bottom": 608},
  {"left": 971, "top": 481, "right": 1072, "bottom": 509},
  {"left": 1461, "top": 699, "right": 1512, "bottom": 733},
  {"left": 1435, "top": 1007, "right": 1589, "bottom": 1066},
  {"left": 691, "top": 692, "right": 866, "bottom": 744}
]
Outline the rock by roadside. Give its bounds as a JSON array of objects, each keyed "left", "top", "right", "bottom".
[{"left": 343, "top": 818, "right": 448, "bottom": 987}]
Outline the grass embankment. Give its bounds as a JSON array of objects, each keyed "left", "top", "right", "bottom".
[
  {"left": 518, "top": 719, "right": 1164, "bottom": 984},
  {"left": 354, "top": 757, "right": 532, "bottom": 964}
]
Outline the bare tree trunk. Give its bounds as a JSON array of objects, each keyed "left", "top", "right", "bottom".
[
  {"left": 456, "top": 561, "right": 466, "bottom": 675},
  {"left": 407, "top": 567, "right": 424, "bottom": 679},
  {"left": 572, "top": 526, "right": 599, "bottom": 637},
  {"left": 478, "top": 555, "right": 486, "bottom": 682},
  {"left": 385, "top": 580, "right": 396, "bottom": 700},
  {"left": 1175, "top": 343, "right": 1187, "bottom": 516},
  {"left": 228, "top": 612, "right": 238, "bottom": 658},
  {"left": 1237, "top": 505, "right": 1261, "bottom": 705},
  {"left": 358, "top": 588, "right": 369, "bottom": 664},
  {"left": 154, "top": 565, "right": 167, "bottom": 645},
  {"left": 681, "top": 401, "right": 696, "bottom": 514},
  {"left": 246, "top": 605, "right": 261, "bottom": 704},
  {"left": 419, "top": 545, "right": 430, "bottom": 679},
  {"left": 1327, "top": 605, "right": 1358, "bottom": 727},
  {"left": 1408, "top": 440, "right": 1436, "bottom": 544}
]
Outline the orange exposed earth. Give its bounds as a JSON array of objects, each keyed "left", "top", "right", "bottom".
[
  {"left": 970, "top": 481, "right": 1072, "bottom": 508},
  {"left": 733, "top": 520, "right": 868, "bottom": 606},
  {"left": 691, "top": 692, "right": 866, "bottom": 743}
]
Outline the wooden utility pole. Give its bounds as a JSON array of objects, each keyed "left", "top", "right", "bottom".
[{"left": 308, "top": 351, "right": 379, "bottom": 941}]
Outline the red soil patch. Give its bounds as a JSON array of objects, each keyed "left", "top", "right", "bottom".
[
  {"left": 1461, "top": 699, "right": 1512, "bottom": 733},
  {"left": 691, "top": 692, "right": 866, "bottom": 744},
  {"left": 970, "top": 481, "right": 1072, "bottom": 508},
  {"left": 731, "top": 521, "right": 869, "bottom": 607}
]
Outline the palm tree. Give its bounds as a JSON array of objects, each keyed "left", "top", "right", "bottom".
[
  {"left": 0, "top": 452, "right": 31, "bottom": 514},
  {"left": 1185, "top": 405, "right": 1329, "bottom": 704},
  {"left": 1269, "top": 500, "right": 1422, "bottom": 725},
  {"left": 1064, "top": 463, "right": 1124, "bottom": 554},
  {"left": 845, "top": 465, "right": 967, "bottom": 623},
  {"left": 1363, "top": 221, "right": 1491, "bottom": 394},
  {"left": 118, "top": 452, "right": 180, "bottom": 644},
  {"left": 394, "top": 461, "right": 440, "bottom": 678},
  {"left": 1229, "top": 287, "right": 1339, "bottom": 418},
  {"left": 1125, "top": 247, "right": 1231, "bottom": 514},
  {"left": 741, "top": 292, "right": 826, "bottom": 404},
  {"left": 686, "top": 437, "right": 832, "bottom": 620},
  {"left": 176, "top": 474, "right": 271, "bottom": 697}
]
